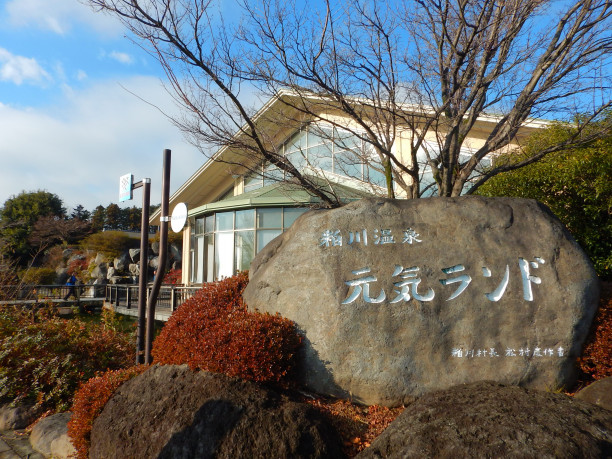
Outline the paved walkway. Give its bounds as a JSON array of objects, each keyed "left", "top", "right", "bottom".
[{"left": 0, "top": 430, "right": 44, "bottom": 459}]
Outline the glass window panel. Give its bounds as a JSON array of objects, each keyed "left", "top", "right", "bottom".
[
  {"left": 257, "top": 229, "right": 282, "bottom": 253},
  {"left": 283, "top": 208, "right": 307, "bottom": 228},
  {"left": 244, "top": 172, "right": 263, "bottom": 192},
  {"left": 235, "top": 230, "right": 255, "bottom": 272},
  {"left": 215, "top": 211, "right": 234, "bottom": 231},
  {"left": 308, "top": 144, "right": 333, "bottom": 172},
  {"left": 204, "top": 234, "right": 214, "bottom": 283},
  {"left": 205, "top": 215, "right": 214, "bottom": 233},
  {"left": 334, "top": 150, "right": 363, "bottom": 179},
  {"left": 307, "top": 130, "right": 325, "bottom": 148},
  {"left": 420, "top": 174, "right": 438, "bottom": 197},
  {"left": 190, "top": 250, "right": 196, "bottom": 283},
  {"left": 334, "top": 128, "right": 361, "bottom": 151},
  {"left": 214, "top": 232, "right": 234, "bottom": 280},
  {"left": 235, "top": 209, "right": 254, "bottom": 230},
  {"left": 285, "top": 129, "right": 307, "bottom": 154},
  {"left": 195, "top": 217, "right": 204, "bottom": 235},
  {"left": 194, "top": 236, "right": 204, "bottom": 284},
  {"left": 366, "top": 164, "right": 387, "bottom": 188},
  {"left": 263, "top": 164, "right": 284, "bottom": 186},
  {"left": 287, "top": 150, "right": 307, "bottom": 171},
  {"left": 257, "top": 208, "right": 282, "bottom": 228}
]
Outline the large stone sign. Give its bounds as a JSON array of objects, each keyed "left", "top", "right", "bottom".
[{"left": 243, "top": 197, "right": 600, "bottom": 406}]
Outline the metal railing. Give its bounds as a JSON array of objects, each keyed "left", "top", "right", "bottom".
[
  {"left": 0, "top": 283, "right": 102, "bottom": 302},
  {"left": 105, "top": 284, "right": 200, "bottom": 312}
]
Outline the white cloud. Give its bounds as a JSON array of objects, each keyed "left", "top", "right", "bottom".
[
  {"left": 0, "top": 76, "right": 205, "bottom": 212},
  {"left": 0, "top": 47, "right": 51, "bottom": 85},
  {"left": 5, "top": 0, "right": 124, "bottom": 37},
  {"left": 76, "top": 70, "right": 88, "bottom": 81},
  {"left": 109, "top": 51, "right": 134, "bottom": 65}
]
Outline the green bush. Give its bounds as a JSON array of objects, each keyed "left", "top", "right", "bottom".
[
  {"left": 152, "top": 272, "right": 302, "bottom": 383},
  {"left": 19, "top": 267, "right": 57, "bottom": 285},
  {"left": 477, "top": 120, "right": 612, "bottom": 279},
  {"left": 79, "top": 231, "right": 139, "bottom": 260},
  {"left": 0, "top": 306, "right": 134, "bottom": 411},
  {"left": 68, "top": 365, "right": 147, "bottom": 459}
]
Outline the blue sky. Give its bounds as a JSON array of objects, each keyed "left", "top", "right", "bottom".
[{"left": 0, "top": 0, "right": 205, "bottom": 212}]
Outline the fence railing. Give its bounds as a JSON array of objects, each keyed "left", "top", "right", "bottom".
[
  {"left": 1, "top": 283, "right": 200, "bottom": 315},
  {"left": 0, "top": 283, "right": 101, "bottom": 302},
  {"left": 105, "top": 284, "right": 200, "bottom": 312}
]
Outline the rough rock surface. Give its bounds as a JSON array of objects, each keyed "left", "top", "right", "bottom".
[
  {"left": 89, "top": 263, "right": 107, "bottom": 281},
  {"left": 113, "top": 253, "right": 130, "bottom": 272},
  {"left": 244, "top": 197, "right": 599, "bottom": 406},
  {"left": 576, "top": 377, "right": 612, "bottom": 411},
  {"left": 0, "top": 403, "right": 42, "bottom": 430},
  {"left": 30, "top": 412, "right": 75, "bottom": 459},
  {"left": 357, "top": 381, "right": 612, "bottom": 458},
  {"left": 129, "top": 248, "right": 140, "bottom": 263},
  {"left": 128, "top": 263, "right": 140, "bottom": 276},
  {"left": 90, "top": 365, "right": 343, "bottom": 459}
]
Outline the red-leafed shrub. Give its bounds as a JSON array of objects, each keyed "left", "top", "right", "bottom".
[
  {"left": 162, "top": 268, "right": 182, "bottom": 285},
  {"left": 68, "top": 258, "right": 89, "bottom": 273},
  {"left": 0, "top": 307, "right": 133, "bottom": 411},
  {"left": 578, "top": 281, "right": 612, "bottom": 381},
  {"left": 68, "top": 365, "right": 148, "bottom": 459},
  {"left": 151, "top": 272, "right": 302, "bottom": 383}
]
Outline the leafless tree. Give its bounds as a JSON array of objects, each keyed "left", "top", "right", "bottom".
[{"left": 85, "top": 0, "right": 612, "bottom": 202}]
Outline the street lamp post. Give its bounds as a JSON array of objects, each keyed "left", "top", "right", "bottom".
[
  {"left": 119, "top": 174, "right": 151, "bottom": 364},
  {"left": 119, "top": 149, "right": 171, "bottom": 365},
  {"left": 145, "top": 149, "right": 171, "bottom": 364}
]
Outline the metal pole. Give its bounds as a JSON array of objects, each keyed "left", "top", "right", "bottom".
[
  {"left": 136, "top": 178, "right": 151, "bottom": 364},
  {"left": 145, "top": 149, "right": 171, "bottom": 364}
]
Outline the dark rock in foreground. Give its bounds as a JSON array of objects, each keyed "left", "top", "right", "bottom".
[
  {"left": 575, "top": 376, "right": 612, "bottom": 411},
  {"left": 90, "top": 364, "right": 344, "bottom": 459},
  {"left": 357, "top": 381, "right": 612, "bottom": 458}
]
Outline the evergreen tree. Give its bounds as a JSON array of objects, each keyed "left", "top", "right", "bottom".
[{"left": 0, "top": 191, "right": 65, "bottom": 264}]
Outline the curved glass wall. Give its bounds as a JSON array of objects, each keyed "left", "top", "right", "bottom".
[
  {"left": 243, "top": 125, "right": 387, "bottom": 193},
  {"left": 190, "top": 207, "right": 307, "bottom": 283}
]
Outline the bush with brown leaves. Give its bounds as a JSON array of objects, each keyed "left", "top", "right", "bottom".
[{"left": 151, "top": 272, "right": 302, "bottom": 383}]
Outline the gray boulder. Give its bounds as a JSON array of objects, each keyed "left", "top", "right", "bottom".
[
  {"left": 92, "top": 278, "right": 107, "bottom": 297},
  {"left": 357, "top": 381, "right": 612, "bottom": 458},
  {"left": 244, "top": 197, "right": 599, "bottom": 406},
  {"left": 93, "top": 253, "right": 106, "bottom": 265},
  {"left": 55, "top": 267, "right": 69, "bottom": 285},
  {"left": 66, "top": 253, "right": 86, "bottom": 266},
  {"left": 169, "top": 243, "right": 182, "bottom": 264},
  {"left": 0, "top": 403, "right": 42, "bottom": 430},
  {"left": 113, "top": 253, "right": 131, "bottom": 272},
  {"left": 129, "top": 248, "right": 140, "bottom": 263},
  {"left": 90, "top": 365, "right": 343, "bottom": 459},
  {"left": 128, "top": 263, "right": 140, "bottom": 276},
  {"left": 149, "top": 256, "right": 159, "bottom": 271},
  {"left": 61, "top": 248, "right": 73, "bottom": 261},
  {"left": 575, "top": 377, "right": 612, "bottom": 411},
  {"left": 90, "top": 263, "right": 107, "bottom": 280},
  {"left": 30, "top": 412, "right": 75, "bottom": 459}
]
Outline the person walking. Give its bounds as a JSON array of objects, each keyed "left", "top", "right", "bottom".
[{"left": 63, "top": 273, "right": 77, "bottom": 300}]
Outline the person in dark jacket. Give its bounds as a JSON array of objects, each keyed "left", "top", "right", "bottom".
[{"left": 63, "top": 273, "right": 77, "bottom": 300}]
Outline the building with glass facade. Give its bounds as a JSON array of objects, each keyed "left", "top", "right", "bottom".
[{"left": 153, "top": 92, "right": 540, "bottom": 285}]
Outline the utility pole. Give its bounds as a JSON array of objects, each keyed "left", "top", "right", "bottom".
[
  {"left": 135, "top": 179, "right": 150, "bottom": 364},
  {"left": 145, "top": 149, "right": 171, "bottom": 364},
  {"left": 119, "top": 174, "right": 151, "bottom": 364}
]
